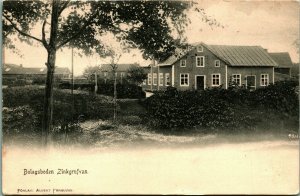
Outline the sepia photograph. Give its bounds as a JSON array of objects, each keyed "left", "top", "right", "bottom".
[{"left": 2, "top": 0, "right": 299, "bottom": 194}]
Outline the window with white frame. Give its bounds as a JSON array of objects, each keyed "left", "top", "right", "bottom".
[
  {"left": 215, "top": 60, "right": 220, "bottom": 67},
  {"left": 212, "top": 74, "right": 221, "bottom": 86},
  {"left": 261, "top": 74, "right": 269, "bottom": 86},
  {"left": 148, "top": 73, "right": 152, "bottom": 85},
  {"left": 180, "top": 73, "right": 189, "bottom": 86},
  {"left": 180, "top": 59, "right": 186, "bottom": 67},
  {"left": 165, "top": 73, "right": 170, "bottom": 86},
  {"left": 196, "top": 56, "right": 205, "bottom": 67},
  {"left": 197, "top": 46, "right": 203, "bottom": 52},
  {"left": 159, "top": 73, "right": 164, "bottom": 86},
  {"left": 232, "top": 74, "right": 241, "bottom": 86},
  {"left": 153, "top": 73, "right": 157, "bottom": 85}
]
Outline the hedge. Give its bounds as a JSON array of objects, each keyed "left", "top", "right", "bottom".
[
  {"left": 143, "top": 80, "right": 299, "bottom": 129},
  {"left": 2, "top": 86, "right": 117, "bottom": 134},
  {"left": 97, "top": 82, "right": 146, "bottom": 99}
]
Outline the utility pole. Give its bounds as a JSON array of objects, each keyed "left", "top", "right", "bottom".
[
  {"left": 151, "top": 58, "right": 154, "bottom": 91},
  {"left": 94, "top": 72, "right": 98, "bottom": 94},
  {"left": 71, "top": 47, "right": 74, "bottom": 96},
  {"left": 157, "top": 60, "right": 160, "bottom": 91}
]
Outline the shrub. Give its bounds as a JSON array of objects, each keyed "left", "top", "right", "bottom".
[
  {"left": 97, "top": 82, "right": 146, "bottom": 99},
  {"left": 2, "top": 106, "right": 39, "bottom": 135},
  {"left": 2, "top": 86, "right": 117, "bottom": 133},
  {"left": 250, "top": 80, "right": 299, "bottom": 116},
  {"left": 144, "top": 80, "right": 298, "bottom": 130},
  {"left": 144, "top": 88, "right": 255, "bottom": 129},
  {"left": 32, "top": 76, "right": 46, "bottom": 85}
]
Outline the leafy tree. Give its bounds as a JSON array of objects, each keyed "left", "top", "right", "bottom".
[
  {"left": 100, "top": 39, "right": 123, "bottom": 121},
  {"left": 3, "top": 1, "right": 220, "bottom": 144},
  {"left": 127, "top": 66, "right": 147, "bottom": 85}
]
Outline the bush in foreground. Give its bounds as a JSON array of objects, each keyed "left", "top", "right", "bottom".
[
  {"left": 143, "top": 80, "right": 299, "bottom": 130},
  {"left": 97, "top": 82, "right": 146, "bottom": 99},
  {"left": 2, "top": 86, "right": 117, "bottom": 135}
]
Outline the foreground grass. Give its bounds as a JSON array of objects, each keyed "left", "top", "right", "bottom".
[{"left": 4, "top": 119, "right": 298, "bottom": 149}]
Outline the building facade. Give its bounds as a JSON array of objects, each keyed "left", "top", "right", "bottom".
[
  {"left": 269, "top": 52, "right": 294, "bottom": 82},
  {"left": 142, "top": 43, "right": 278, "bottom": 91},
  {"left": 96, "top": 63, "right": 139, "bottom": 84},
  {"left": 2, "top": 64, "right": 71, "bottom": 85}
]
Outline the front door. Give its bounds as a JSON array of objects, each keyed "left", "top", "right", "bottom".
[
  {"left": 196, "top": 76, "right": 205, "bottom": 90},
  {"left": 246, "top": 76, "right": 256, "bottom": 90}
]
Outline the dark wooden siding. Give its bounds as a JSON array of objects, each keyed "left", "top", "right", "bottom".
[
  {"left": 227, "top": 66, "right": 274, "bottom": 88},
  {"left": 142, "top": 66, "right": 172, "bottom": 91},
  {"left": 173, "top": 47, "right": 226, "bottom": 90}
]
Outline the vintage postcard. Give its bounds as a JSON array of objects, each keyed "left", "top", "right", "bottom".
[{"left": 2, "top": 0, "right": 299, "bottom": 195}]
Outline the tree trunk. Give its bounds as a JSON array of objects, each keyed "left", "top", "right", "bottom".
[
  {"left": 42, "top": 50, "right": 56, "bottom": 145},
  {"left": 41, "top": 0, "right": 59, "bottom": 145},
  {"left": 113, "top": 70, "right": 117, "bottom": 121}
]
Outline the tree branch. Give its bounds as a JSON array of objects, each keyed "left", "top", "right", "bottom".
[
  {"left": 3, "top": 15, "right": 44, "bottom": 44},
  {"left": 56, "top": 11, "right": 99, "bottom": 49},
  {"left": 58, "top": 0, "right": 71, "bottom": 17},
  {"left": 42, "top": 19, "right": 49, "bottom": 49}
]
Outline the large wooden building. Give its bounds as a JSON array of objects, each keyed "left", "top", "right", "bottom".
[
  {"left": 2, "top": 64, "right": 71, "bottom": 85},
  {"left": 269, "top": 52, "right": 294, "bottom": 81},
  {"left": 96, "top": 63, "right": 139, "bottom": 84},
  {"left": 142, "top": 43, "right": 278, "bottom": 91}
]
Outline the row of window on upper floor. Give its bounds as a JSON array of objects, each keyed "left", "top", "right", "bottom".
[{"left": 179, "top": 57, "right": 220, "bottom": 68}]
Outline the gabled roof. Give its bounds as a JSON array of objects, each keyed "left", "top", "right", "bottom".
[
  {"left": 203, "top": 43, "right": 278, "bottom": 66},
  {"left": 158, "top": 42, "right": 278, "bottom": 67},
  {"left": 2, "top": 64, "right": 71, "bottom": 75},
  {"left": 268, "top": 52, "right": 293, "bottom": 68},
  {"left": 99, "top": 63, "right": 139, "bottom": 72},
  {"left": 159, "top": 48, "right": 192, "bottom": 66}
]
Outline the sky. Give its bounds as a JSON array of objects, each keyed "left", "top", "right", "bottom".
[{"left": 4, "top": 0, "right": 299, "bottom": 76}]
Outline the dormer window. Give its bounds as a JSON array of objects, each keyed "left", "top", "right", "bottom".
[
  {"left": 197, "top": 46, "right": 203, "bottom": 52},
  {"left": 180, "top": 59, "right": 186, "bottom": 67},
  {"left": 215, "top": 60, "right": 220, "bottom": 67}
]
